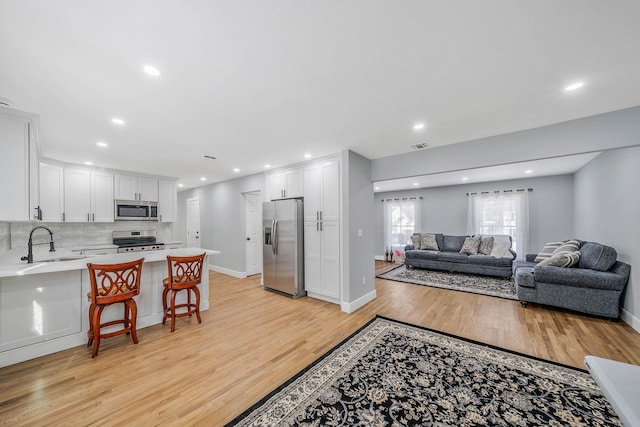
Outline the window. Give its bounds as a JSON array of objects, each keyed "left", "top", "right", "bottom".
[
  {"left": 467, "top": 192, "right": 529, "bottom": 258},
  {"left": 383, "top": 199, "right": 420, "bottom": 254}
]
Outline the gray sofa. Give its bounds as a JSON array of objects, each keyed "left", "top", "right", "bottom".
[
  {"left": 513, "top": 241, "right": 631, "bottom": 318},
  {"left": 404, "top": 233, "right": 516, "bottom": 278}
]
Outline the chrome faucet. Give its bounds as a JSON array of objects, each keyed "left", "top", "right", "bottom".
[{"left": 21, "top": 226, "right": 56, "bottom": 263}]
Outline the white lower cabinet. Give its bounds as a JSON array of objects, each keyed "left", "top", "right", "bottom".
[{"left": 304, "top": 220, "right": 340, "bottom": 301}]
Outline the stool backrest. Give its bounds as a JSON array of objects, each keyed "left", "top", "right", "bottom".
[
  {"left": 87, "top": 258, "right": 145, "bottom": 304},
  {"left": 166, "top": 253, "right": 206, "bottom": 290}
]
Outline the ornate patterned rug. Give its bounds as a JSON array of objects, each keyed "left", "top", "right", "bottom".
[
  {"left": 226, "top": 316, "right": 620, "bottom": 426},
  {"left": 377, "top": 265, "right": 518, "bottom": 300}
]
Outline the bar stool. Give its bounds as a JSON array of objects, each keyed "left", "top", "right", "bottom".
[
  {"left": 162, "top": 253, "right": 206, "bottom": 332},
  {"left": 86, "top": 258, "right": 144, "bottom": 357}
]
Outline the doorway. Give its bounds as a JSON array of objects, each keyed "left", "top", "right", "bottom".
[
  {"left": 187, "top": 197, "right": 200, "bottom": 248},
  {"left": 244, "top": 191, "right": 262, "bottom": 276}
]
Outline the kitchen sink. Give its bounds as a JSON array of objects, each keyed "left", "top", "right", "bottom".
[{"left": 38, "top": 256, "right": 86, "bottom": 262}]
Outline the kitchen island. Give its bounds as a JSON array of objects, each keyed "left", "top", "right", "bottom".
[{"left": 0, "top": 247, "right": 219, "bottom": 367}]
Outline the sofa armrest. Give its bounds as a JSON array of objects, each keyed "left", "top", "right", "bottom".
[
  {"left": 405, "top": 244, "right": 415, "bottom": 251},
  {"left": 525, "top": 254, "right": 537, "bottom": 262},
  {"left": 533, "top": 263, "right": 629, "bottom": 291}
]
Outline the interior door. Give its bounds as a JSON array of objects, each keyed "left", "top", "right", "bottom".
[
  {"left": 187, "top": 198, "right": 200, "bottom": 248},
  {"left": 245, "top": 192, "right": 262, "bottom": 276}
]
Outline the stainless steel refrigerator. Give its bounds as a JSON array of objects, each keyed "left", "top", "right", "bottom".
[{"left": 263, "top": 199, "right": 305, "bottom": 298}]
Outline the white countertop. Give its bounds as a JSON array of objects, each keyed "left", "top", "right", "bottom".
[{"left": 0, "top": 247, "right": 220, "bottom": 278}]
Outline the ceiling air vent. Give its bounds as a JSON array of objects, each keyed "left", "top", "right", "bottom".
[{"left": 410, "top": 143, "right": 430, "bottom": 150}]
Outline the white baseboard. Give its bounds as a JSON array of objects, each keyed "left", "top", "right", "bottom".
[
  {"left": 620, "top": 308, "right": 640, "bottom": 333},
  {"left": 341, "top": 289, "right": 377, "bottom": 313},
  {"left": 375, "top": 255, "right": 385, "bottom": 261},
  {"left": 209, "top": 264, "right": 246, "bottom": 279}
]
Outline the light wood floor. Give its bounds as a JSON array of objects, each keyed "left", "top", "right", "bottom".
[{"left": 2, "top": 261, "right": 640, "bottom": 426}]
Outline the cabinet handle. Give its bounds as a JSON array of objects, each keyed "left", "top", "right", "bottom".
[
  {"left": 320, "top": 222, "right": 323, "bottom": 231},
  {"left": 87, "top": 213, "right": 90, "bottom": 222},
  {"left": 63, "top": 212, "right": 65, "bottom": 222},
  {"left": 316, "top": 221, "right": 319, "bottom": 231},
  {"left": 319, "top": 211, "right": 322, "bottom": 220},
  {"left": 316, "top": 211, "right": 319, "bottom": 220},
  {"left": 92, "top": 213, "right": 95, "bottom": 222}
]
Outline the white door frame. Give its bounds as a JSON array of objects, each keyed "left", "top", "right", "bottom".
[{"left": 244, "top": 191, "right": 262, "bottom": 276}]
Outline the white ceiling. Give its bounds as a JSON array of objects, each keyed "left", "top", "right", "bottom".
[{"left": 1, "top": 1, "right": 640, "bottom": 190}]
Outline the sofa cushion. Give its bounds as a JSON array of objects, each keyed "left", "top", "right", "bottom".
[
  {"left": 552, "top": 239, "right": 581, "bottom": 255},
  {"left": 538, "top": 251, "right": 581, "bottom": 267},
  {"left": 437, "top": 251, "right": 468, "bottom": 263},
  {"left": 459, "top": 236, "right": 481, "bottom": 255},
  {"left": 410, "top": 234, "right": 421, "bottom": 248},
  {"left": 468, "top": 254, "right": 513, "bottom": 267},
  {"left": 534, "top": 241, "right": 564, "bottom": 262},
  {"left": 420, "top": 233, "right": 440, "bottom": 250},
  {"left": 442, "top": 235, "right": 467, "bottom": 252},
  {"left": 478, "top": 236, "right": 494, "bottom": 255},
  {"left": 490, "top": 235, "right": 514, "bottom": 259},
  {"left": 405, "top": 249, "right": 439, "bottom": 261},
  {"left": 579, "top": 242, "right": 618, "bottom": 272}
]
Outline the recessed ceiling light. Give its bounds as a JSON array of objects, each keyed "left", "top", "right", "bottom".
[
  {"left": 265, "top": 164, "right": 271, "bottom": 169},
  {"left": 565, "top": 82, "right": 584, "bottom": 91},
  {"left": 177, "top": 183, "right": 184, "bottom": 188},
  {"left": 96, "top": 141, "right": 108, "bottom": 147},
  {"left": 233, "top": 168, "right": 240, "bottom": 173},
  {"left": 304, "top": 153, "right": 311, "bottom": 158},
  {"left": 462, "top": 177, "right": 469, "bottom": 181},
  {"left": 84, "top": 161, "right": 93, "bottom": 166},
  {"left": 413, "top": 123, "right": 426, "bottom": 131},
  {"left": 200, "top": 177, "right": 206, "bottom": 181},
  {"left": 525, "top": 170, "right": 533, "bottom": 174},
  {"left": 375, "top": 186, "right": 380, "bottom": 190},
  {"left": 413, "top": 182, "right": 419, "bottom": 186},
  {"left": 112, "top": 117, "right": 125, "bottom": 125},
  {"left": 143, "top": 65, "right": 161, "bottom": 77}
]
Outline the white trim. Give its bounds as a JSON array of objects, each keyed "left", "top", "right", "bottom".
[
  {"left": 209, "top": 264, "right": 246, "bottom": 279},
  {"left": 341, "top": 289, "right": 377, "bottom": 313},
  {"left": 307, "top": 291, "right": 340, "bottom": 305},
  {"left": 375, "top": 255, "right": 385, "bottom": 261},
  {"left": 620, "top": 308, "right": 640, "bottom": 333}
]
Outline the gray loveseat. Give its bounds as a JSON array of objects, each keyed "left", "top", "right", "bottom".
[
  {"left": 404, "top": 233, "right": 516, "bottom": 278},
  {"left": 512, "top": 241, "right": 631, "bottom": 318}
]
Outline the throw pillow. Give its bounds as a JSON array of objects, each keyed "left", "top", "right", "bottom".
[
  {"left": 551, "top": 239, "right": 581, "bottom": 256},
  {"left": 490, "top": 235, "right": 514, "bottom": 259},
  {"left": 420, "top": 233, "right": 439, "bottom": 250},
  {"left": 538, "top": 251, "right": 581, "bottom": 268},
  {"left": 478, "top": 236, "right": 494, "bottom": 255},
  {"left": 410, "top": 234, "right": 421, "bottom": 248},
  {"left": 459, "top": 236, "right": 481, "bottom": 255},
  {"left": 534, "top": 241, "right": 564, "bottom": 263}
]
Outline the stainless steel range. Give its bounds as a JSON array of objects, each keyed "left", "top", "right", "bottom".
[{"left": 113, "top": 230, "right": 165, "bottom": 253}]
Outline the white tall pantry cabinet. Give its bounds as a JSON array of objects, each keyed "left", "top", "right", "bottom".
[{"left": 303, "top": 159, "right": 341, "bottom": 303}]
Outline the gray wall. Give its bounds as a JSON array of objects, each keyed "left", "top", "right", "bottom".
[
  {"left": 0, "top": 223, "right": 9, "bottom": 252},
  {"left": 342, "top": 150, "right": 375, "bottom": 304},
  {"left": 573, "top": 145, "right": 640, "bottom": 325},
  {"left": 372, "top": 106, "right": 640, "bottom": 182},
  {"left": 374, "top": 174, "right": 575, "bottom": 258},
  {"left": 177, "top": 173, "right": 264, "bottom": 274}
]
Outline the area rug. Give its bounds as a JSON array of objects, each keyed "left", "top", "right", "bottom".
[
  {"left": 377, "top": 265, "right": 518, "bottom": 300},
  {"left": 226, "top": 316, "right": 620, "bottom": 426}
]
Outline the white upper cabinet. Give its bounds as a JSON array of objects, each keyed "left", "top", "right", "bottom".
[
  {"left": 158, "top": 180, "right": 177, "bottom": 222},
  {"left": 0, "top": 109, "right": 37, "bottom": 221},
  {"left": 63, "top": 168, "right": 114, "bottom": 222},
  {"left": 114, "top": 174, "right": 158, "bottom": 202},
  {"left": 39, "top": 162, "right": 64, "bottom": 222},
  {"left": 303, "top": 159, "right": 340, "bottom": 222},
  {"left": 266, "top": 167, "right": 303, "bottom": 200}
]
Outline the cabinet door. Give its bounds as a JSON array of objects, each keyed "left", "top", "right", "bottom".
[
  {"left": 266, "top": 172, "right": 285, "bottom": 200},
  {"left": 320, "top": 221, "right": 340, "bottom": 299},
  {"left": 304, "top": 221, "right": 322, "bottom": 294},
  {"left": 0, "top": 114, "right": 30, "bottom": 220},
  {"left": 321, "top": 160, "right": 340, "bottom": 222},
  {"left": 303, "top": 164, "right": 321, "bottom": 222},
  {"left": 284, "top": 168, "right": 303, "bottom": 198},
  {"left": 91, "top": 170, "right": 114, "bottom": 222},
  {"left": 39, "top": 162, "right": 64, "bottom": 222},
  {"left": 158, "top": 180, "right": 177, "bottom": 222},
  {"left": 138, "top": 177, "right": 159, "bottom": 202},
  {"left": 64, "top": 168, "right": 91, "bottom": 222},
  {"left": 114, "top": 174, "right": 138, "bottom": 200}
]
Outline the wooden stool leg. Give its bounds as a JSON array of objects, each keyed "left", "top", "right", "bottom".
[
  {"left": 162, "top": 287, "right": 169, "bottom": 325},
  {"left": 124, "top": 302, "right": 130, "bottom": 335},
  {"left": 193, "top": 286, "right": 202, "bottom": 324},
  {"left": 170, "top": 290, "right": 178, "bottom": 332},
  {"left": 187, "top": 289, "right": 192, "bottom": 317},
  {"left": 92, "top": 305, "right": 105, "bottom": 358},
  {"left": 87, "top": 303, "right": 95, "bottom": 346},
  {"left": 128, "top": 299, "right": 139, "bottom": 344}
]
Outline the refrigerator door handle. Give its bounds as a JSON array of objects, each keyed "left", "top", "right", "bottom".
[{"left": 272, "top": 219, "right": 278, "bottom": 255}]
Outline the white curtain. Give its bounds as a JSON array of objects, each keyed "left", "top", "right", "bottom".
[
  {"left": 467, "top": 192, "right": 529, "bottom": 260},
  {"left": 383, "top": 199, "right": 421, "bottom": 256}
]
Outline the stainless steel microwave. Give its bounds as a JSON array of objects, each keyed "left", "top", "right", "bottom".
[{"left": 114, "top": 200, "right": 159, "bottom": 221}]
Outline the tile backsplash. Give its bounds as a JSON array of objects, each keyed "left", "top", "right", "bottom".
[{"left": 6, "top": 221, "right": 176, "bottom": 251}]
